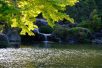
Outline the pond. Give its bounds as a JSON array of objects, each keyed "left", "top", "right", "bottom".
[{"left": 0, "top": 42, "right": 102, "bottom": 68}]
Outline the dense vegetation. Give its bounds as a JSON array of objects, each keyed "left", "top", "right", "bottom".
[
  {"left": 66, "top": 0, "right": 101, "bottom": 22},
  {"left": 51, "top": 0, "right": 102, "bottom": 43},
  {"left": 0, "top": 0, "right": 102, "bottom": 44},
  {"left": 67, "top": 0, "right": 102, "bottom": 33},
  {"left": 0, "top": 0, "right": 78, "bottom": 35}
]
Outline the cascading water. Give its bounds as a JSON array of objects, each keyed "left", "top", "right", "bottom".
[
  {"left": 34, "top": 18, "right": 52, "bottom": 46},
  {"left": 34, "top": 28, "right": 51, "bottom": 46},
  {"left": 40, "top": 33, "right": 51, "bottom": 48},
  {"left": 43, "top": 34, "right": 51, "bottom": 42}
]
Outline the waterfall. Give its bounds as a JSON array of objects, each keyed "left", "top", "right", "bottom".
[
  {"left": 42, "top": 34, "right": 51, "bottom": 48},
  {"left": 34, "top": 18, "right": 51, "bottom": 43},
  {"left": 43, "top": 34, "right": 51, "bottom": 42},
  {"left": 34, "top": 28, "right": 51, "bottom": 42}
]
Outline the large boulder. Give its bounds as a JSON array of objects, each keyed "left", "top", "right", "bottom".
[
  {"left": 35, "top": 18, "right": 47, "bottom": 27},
  {"left": 92, "top": 29, "right": 102, "bottom": 44},
  {"left": 0, "top": 33, "right": 9, "bottom": 48},
  {"left": 48, "top": 35, "right": 62, "bottom": 42},
  {"left": 7, "top": 28, "right": 21, "bottom": 47},
  {"left": 92, "top": 39, "right": 102, "bottom": 44}
]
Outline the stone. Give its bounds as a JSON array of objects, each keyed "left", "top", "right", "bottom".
[
  {"left": 0, "top": 33, "right": 9, "bottom": 47},
  {"left": 67, "top": 37, "right": 78, "bottom": 44},
  {"left": 92, "top": 39, "right": 102, "bottom": 44},
  {"left": 33, "top": 28, "right": 40, "bottom": 34},
  {"left": 7, "top": 28, "right": 21, "bottom": 46},
  {"left": 35, "top": 18, "right": 48, "bottom": 27},
  {"left": 48, "top": 35, "right": 62, "bottom": 42}
]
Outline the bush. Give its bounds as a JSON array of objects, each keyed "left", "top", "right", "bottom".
[
  {"left": 52, "top": 25, "right": 70, "bottom": 41},
  {"left": 39, "top": 26, "right": 53, "bottom": 34},
  {"left": 78, "top": 20, "right": 102, "bottom": 32},
  {"left": 68, "top": 27, "right": 92, "bottom": 43},
  {"left": 52, "top": 25, "right": 92, "bottom": 43},
  {"left": 78, "top": 9, "right": 102, "bottom": 32}
]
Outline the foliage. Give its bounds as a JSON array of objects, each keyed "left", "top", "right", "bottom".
[
  {"left": 66, "top": 0, "right": 97, "bottom": 22},
  {"left": 0, "top": 25, "right": 3, "bottom": 32},
  {"left": 52, "top": 25, "right": 69, "bottom": 41},
  {"left": 0, "top": 0, "right": 78, "bottom": 35},
  {"left": 39, "top": 26, "right": 53, "bottom": 34},
  {"left": 68, "top": 27, "right": 92, "bottom": 43},
  {"left": 78, "top": 9, "right": 102, "bottom": 32},
  {"left": 53, "top": 25, "right": 91, "bottom": 43},
  {"left": 0, "top": 21, "right": 4, "bottom": 32},
  {"left": 94, "top": 0, "right": 102, "bottom": 15}
]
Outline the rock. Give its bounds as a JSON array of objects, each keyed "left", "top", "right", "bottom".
[
  {"left": 0, "top": 21, "right": 6, "bottom": 25},
  {"left": 48, "top": 35, "right": 60, "bottom": 42},
  {"left": 35, "top": 18, "right": 47, "bottom": 27},
  {"left": 67, "top": 37, "right": 78, "bottom": 44},
  {"left": 92, "top": 29, "right": 102, "bottom": 41},
  {"left": 0, "top": 33, "right": 9, "bottom": 47},
  {"left": 33, "top": 28, "right": 40, "bottom": 34},
  {"left": 58, "top": 20, "right": 78, "bottom": 28},
  {"left": 92, "top": 39, "right": 102, "bottom": 44},
  {"left": 94, "top": 32, "right": 102, "bottom": 38},
  {"left": 7, "top": 28, "right": 21, "bottom": 46}
]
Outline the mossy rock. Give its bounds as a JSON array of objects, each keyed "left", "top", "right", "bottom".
[{"left": 68, "top": 27, "right": 92, "bottom": 43}]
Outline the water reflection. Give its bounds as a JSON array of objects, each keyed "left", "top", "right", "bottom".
[{"left": 0, "top": 43, "right": 102, "bottom": 68}]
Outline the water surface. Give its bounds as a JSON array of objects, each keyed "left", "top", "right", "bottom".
[{"left": 0, "top": 43, "right": 102, "bottom": 68}]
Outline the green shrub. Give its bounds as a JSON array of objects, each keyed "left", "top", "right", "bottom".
[
  {"left": 53, "top": 25, "right": 92, "bottom": 43},
  {"left": 52, "top": 25, "right": 69, "bottom": 41},
  {"left": 68, "top": 27, "right": 92, "bottom": 43},
  {"left": 78, "top": 20, "right": 102, "bottom": 32},
  {"left": 39, "top": 26, "right": 53, "bottom": 34},
  {"left": 69, "top": 27, "right": 91, "bottom": 39},
  {"left": 78, "top": 9, "right": 102, "bottom": 32}
]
